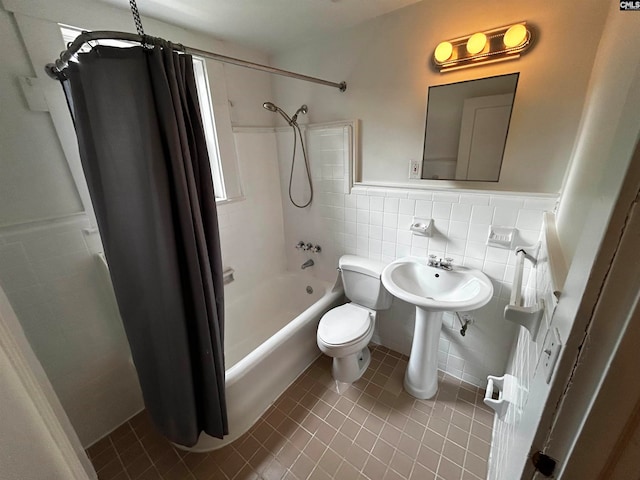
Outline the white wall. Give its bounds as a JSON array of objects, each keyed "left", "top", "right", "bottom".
[
  {"left": 0, "top": 0, "right": 278, "bottom": 447},
  {"left": 540, "top": 4, "right": 640, "bottom": 473},
  {"left": 0, "top": 283, "right": 95, "bottom": 480},
  {"left": 275, "top": 122, "right": 555, "bottom": 387},
  {"left": 556, "top": 7, "right": 640, "bottom": 262},
  {"left": 490, "top": 5, "right": 640, "bottom": 478},
  {"left": 270, "top": 0, "right": 609, "bottom": 193},
  {"left": 0, "top": 216, "right": 144, "bottom": 447},
  {"left": 0, "top": 8, "right": 83, "bottom": 226},
  {"left": 221, "top": 131, "right": 287, "bottom": 298}
]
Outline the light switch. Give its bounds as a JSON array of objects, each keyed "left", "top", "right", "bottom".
[{"left": 542, "top": 327, "right": 562, "bottom": 384}]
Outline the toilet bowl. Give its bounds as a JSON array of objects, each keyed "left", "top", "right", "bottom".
[
  {"left": 317, "top": 303, "right": 376, "bottom": 383},
  {"left": 317, "top": 255, "right": 391, "bottom": 383}
]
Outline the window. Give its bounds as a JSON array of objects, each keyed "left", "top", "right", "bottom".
[{"left": 59, "top": 25, "right": 227, "bottom": 200}]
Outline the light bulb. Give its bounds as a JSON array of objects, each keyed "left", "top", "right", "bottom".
[
  {"left": 434, "top": 41, "right": 453, "bottom": 63},
  {"left": 504, "top": 24, "right": 528, "bottom": 48},
  {"left": 466, "top": 33, "right": 487, "bottom": 55}
]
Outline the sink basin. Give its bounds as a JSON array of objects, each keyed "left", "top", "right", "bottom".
[
  {"left": 381, "top": 257, "right": 493, "bottom": 399},
  {"left": 381, "top": 259, "right": 493, "bottom": 312}
]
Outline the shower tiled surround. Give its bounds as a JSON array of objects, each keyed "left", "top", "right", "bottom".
[
  {"left": 219, "top": 132, "right": 287, "bottom": 297},
  {"left": 88, "top": 346, "right": 493, "bottom": 480},
  {"left": 275, "top": 125, "right": 558, "bottom": 388},
  {"left": 0, "top": 215, "right": 142, "bottom": 445}
]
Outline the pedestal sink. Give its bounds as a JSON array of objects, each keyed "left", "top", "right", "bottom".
[{"left": 381, "top": 257, "right": 493, "bottom": 399}]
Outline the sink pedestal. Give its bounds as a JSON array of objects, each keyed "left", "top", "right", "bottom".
[
  {"left": 381, "top": 258, "right": 494, "bottom": 400},
  {"left": 404, "top": 307, "right": 443, "bottom": 399}
]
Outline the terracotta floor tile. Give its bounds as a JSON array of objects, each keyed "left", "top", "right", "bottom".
[
  {"left": 96, "top": 457, "right": 126, "bottom": 480},
  {"left": 87, "top": 346, "right": 492, "bottom": 480},
  {"left": 91, "top": 443, "right": 118, "bottom": 472},
  {"left": 87, "top": 436, "right": 112, "bottom": 459}
]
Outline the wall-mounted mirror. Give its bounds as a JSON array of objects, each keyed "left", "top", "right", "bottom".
[{"left": 421, "top": 73, "right": 519, "bottom": 181}]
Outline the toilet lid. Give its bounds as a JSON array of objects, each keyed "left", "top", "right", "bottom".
[{"left": 318, "top": 304, "right": 373, "bottom": 346}]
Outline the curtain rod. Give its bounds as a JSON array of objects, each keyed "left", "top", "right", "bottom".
[{"left": 45, "top": 30, "right": 347, "bottom": 92}]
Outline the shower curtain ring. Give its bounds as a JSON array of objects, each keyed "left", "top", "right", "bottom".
[{"left": 141, "top": 34, "right": 154, "bottom": 50}]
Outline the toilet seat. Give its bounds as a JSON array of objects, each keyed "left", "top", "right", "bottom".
[{"left": 317, "top": 303, "right": 375, "bottom": 348}]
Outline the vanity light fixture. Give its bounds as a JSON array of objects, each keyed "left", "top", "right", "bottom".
[
  {"left": 503, "top": 24, "right": 528, "bottom": 48},
  {"left": 433, "top": 22, "right": 534, "bottom": 72},
  {"left": 434, "top": 41, "right": 453, "bottom": 63},
  {"left": 466, "top": 32, "right": 487, "bottom": 55}
]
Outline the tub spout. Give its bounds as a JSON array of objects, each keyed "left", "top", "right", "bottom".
[{"left": 301, "top": 259, "right": 314, "bottom": 270}]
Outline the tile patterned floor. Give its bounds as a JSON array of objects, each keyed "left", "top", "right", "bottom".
[{"left": 87, "top": 345, "right": 493, "bottom": 480}]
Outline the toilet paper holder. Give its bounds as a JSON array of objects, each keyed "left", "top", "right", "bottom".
[{"left": 484, "top": 374, "right": 516, "bottom": 420}]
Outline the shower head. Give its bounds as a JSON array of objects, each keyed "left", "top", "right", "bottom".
[
  {"left": 262, "top": 102, "right": 278, "bottom": 112},
  {"left": 291, "top": 104, "right": 308, "bottom": 124},
  {"left": 262, "top": 101, "right": 294, "bottom": 125}
]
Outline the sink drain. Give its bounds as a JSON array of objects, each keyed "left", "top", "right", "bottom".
[{"left": 306, "top": 286, "right": 313, "bottom": 294}]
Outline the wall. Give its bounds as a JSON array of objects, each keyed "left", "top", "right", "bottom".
[
  {"left": 0, "top": 283, "right": 95, "bottom": 480},
  {"left": 0, "top": 7, "right": 83, "bottom": 226},
  {"left": 556, "top": 6, "right": 640, "bottom": 262},
  {"left": 489, "top": 5, "right": 640, "bottom": 478},
  {"left": 0, "top": 215, "right": 143, "bottom": 447},
  {"left": 275, "top": 122, "right": 555, "bottom": 387},
  {"left": 0, "top": 0, "right": 278, "bottom": 446},
  {"left": 488, "top": 226, "right": 556, "bottom": 480},
  {"left": 222, "top": 131, "right": 287, "bottom": 298},
  {"left": 539, "top": 4, "right": 640, "bottom": 473},
  {"left": 270, "top": 0, "right": 609, "bottom": 193}
]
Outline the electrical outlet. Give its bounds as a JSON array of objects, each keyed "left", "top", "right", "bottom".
[
  {"left": 409, "top": 159, "right": 421, "bottom": 179},
  {"left": 543, "top": 328, "right": 562, "bottom": 384}
]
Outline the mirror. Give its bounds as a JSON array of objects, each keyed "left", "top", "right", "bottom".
[{"left": 421, "top": 73, "right": 519, "bottom": 182}]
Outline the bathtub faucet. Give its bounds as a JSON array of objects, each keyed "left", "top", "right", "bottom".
[{"left": 301, "top": 259, "right": 314, "bottom": 270}]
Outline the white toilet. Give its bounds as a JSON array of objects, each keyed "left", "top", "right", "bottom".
[{"left": 317, "top": 255, "right": 392, "bottom": 383}]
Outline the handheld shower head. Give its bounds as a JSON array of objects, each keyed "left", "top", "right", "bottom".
[
  {"left": 262, "top": 102, "right": 278, "bottom": 112},
  {"left": 262, "top": 101, "right": 293, "bottom": 125}
]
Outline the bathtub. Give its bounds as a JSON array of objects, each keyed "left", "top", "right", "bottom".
[{"left": 185, "top": 271, "right": 344, "bottom": 451}]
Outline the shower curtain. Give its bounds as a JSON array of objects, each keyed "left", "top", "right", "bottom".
[{"left": 61, "top": 42, "right": 227, "bottom": 446}]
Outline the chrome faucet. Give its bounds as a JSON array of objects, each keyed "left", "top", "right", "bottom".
[
  {"left": 428, "top": 254, "right": 454, "bottom": 271},
  {"left": 301, "top": 259, "right": 314, "bottom": 270}
]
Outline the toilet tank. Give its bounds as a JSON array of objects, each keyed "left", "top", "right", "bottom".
[{"left": 339, "top": 255, "right": 392, "bottom": 310}]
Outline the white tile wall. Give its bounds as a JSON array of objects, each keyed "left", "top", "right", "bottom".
[
  {"left": 487, "top": 227, "right": 557, "bottom": 480},
  {"left": 0, "top": 215, "right": 143, "bottom": 446},
  {"left": 275, "top": 126, "right": 558, "bottom": 388}
]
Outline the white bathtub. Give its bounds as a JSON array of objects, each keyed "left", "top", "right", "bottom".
[{"left": 186, "top": 271, "right": 343, "bottom": 451}]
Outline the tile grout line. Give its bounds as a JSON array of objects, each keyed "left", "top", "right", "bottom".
[
  {"left": 106, "top": 431, "right": 133, "bottom": 480},
  {"left": 92, "top": 346, "right": 493, "bottom": 480}
]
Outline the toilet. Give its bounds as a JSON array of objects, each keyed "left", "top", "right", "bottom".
[{"left": 317, "top": 255, "right": 392, "bottom": 383}]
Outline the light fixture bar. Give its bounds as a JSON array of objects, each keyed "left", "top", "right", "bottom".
[{"left": 433, "top": 22, "right": 534, "bottom": 73}]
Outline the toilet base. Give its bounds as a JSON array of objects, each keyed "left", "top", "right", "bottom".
[{"left": 332, "top": 346, "right": 371, "bottom": 383}]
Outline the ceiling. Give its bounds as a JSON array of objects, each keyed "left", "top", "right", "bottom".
[{"left": 95, "top": 0, "right": 423, "bottom": 54}]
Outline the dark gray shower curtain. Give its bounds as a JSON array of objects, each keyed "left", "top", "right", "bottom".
[{"left": 62, "top": 43, "right": 227, "bottom": 446}]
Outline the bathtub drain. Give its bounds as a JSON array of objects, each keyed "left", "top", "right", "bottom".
[{"left": 306, "top": 286, "right": 313, "bottom": 294}]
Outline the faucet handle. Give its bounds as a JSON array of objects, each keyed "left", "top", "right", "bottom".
[
  {"left": 295, "top": 241, "right": 306, "bottom": 250},
  {"left": 311, "top": 245, "right": 322, "bottom": 253},
  {"left": 443, "top": 257, "right": 454, "bottom": 267},
  {"left": 304, "top": 242, "right": 313, "bottom": 251},
  {"left": 428, "top": 254, "right": 437, "bottom": 266}
]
